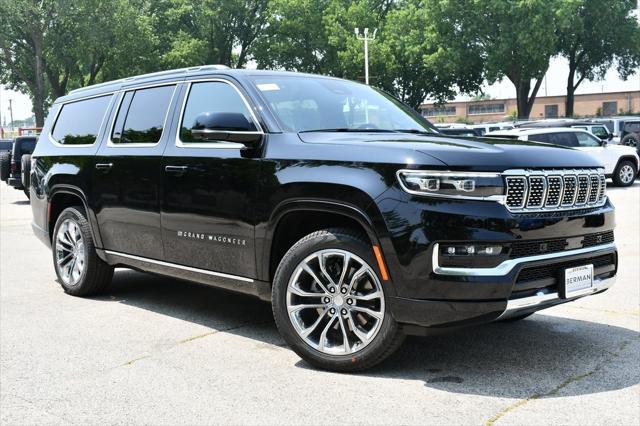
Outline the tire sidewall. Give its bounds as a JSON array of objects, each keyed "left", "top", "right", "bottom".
[
  {"left": 613, "top": 160, "right": 637, "bottom": 187},
  {"left": 52, "top": 207, "right": 91, "bottom": 294},
  {"left": 272, "top": 230, "right": 400, "bottom": 370}
]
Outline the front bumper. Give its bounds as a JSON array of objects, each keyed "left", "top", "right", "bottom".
[{"left": 388, "top": 242, "right": 617, "bottom": 329}]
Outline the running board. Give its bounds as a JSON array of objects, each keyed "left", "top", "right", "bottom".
[{"left": 100, "top": 249, "right": 271, "bottom": 301}]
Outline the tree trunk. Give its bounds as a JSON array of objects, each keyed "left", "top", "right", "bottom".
[
  {"left": 516, "top": 81, "right": 532, "bottom": 119},
  {"left": 565, "top": 56, "right": 576, "bottom": 117},
  {"left": 33, "top": 34, "right": 46, "bottom": 127}
]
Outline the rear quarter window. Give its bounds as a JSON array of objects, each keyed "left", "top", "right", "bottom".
[{"left": 52, "top": 95, "right": 112, "bottom": 145}]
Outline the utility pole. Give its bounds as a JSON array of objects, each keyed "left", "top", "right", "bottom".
[
  {"left": 8, "top": 98, "right": 14, "bottom": 131},
  {"left": 354, "top": 28, "right": 377, "bottom": 85}
]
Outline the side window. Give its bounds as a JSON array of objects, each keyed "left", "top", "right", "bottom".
[
  {"left": 180, "top": 81, "right": 258, "bottom": 143},
  {"left": 52, "top": 95, "right": 112, "bottom": 145},
  {"left": 528, "top": 133, "right": 549, "bottom": 143},
  {"left": 547, "top": 132, "right": 578, "bottom": 147},
  {"left": 576, "top": 132, "right": 601, "bottom": 147},
  {"left": 591, "top": 126, "right": 609, "bottom": 139},
  {"left": 112, "top": 85, "right": 175, "bottom": 144}
]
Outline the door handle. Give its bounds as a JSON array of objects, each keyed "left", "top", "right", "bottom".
[
  {"left": 165, "top": 165, "right": 189, "bottom": 174},
  {"left": 95, "top": 163, "right": 113, "bottom": 171}
]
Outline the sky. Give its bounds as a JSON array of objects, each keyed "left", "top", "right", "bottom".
[{"left": 1, "top": 57, "right": 639, "bottom": 122}]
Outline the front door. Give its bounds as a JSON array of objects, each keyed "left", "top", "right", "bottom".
[
  {"left": 161, "top": 79, "right": 263, "bottom": 279},
  {"left": 93, "top": 83, "right": 178, "bottom": 259}
]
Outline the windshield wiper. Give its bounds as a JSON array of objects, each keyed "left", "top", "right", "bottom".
[
  {"left": 299, "top": 128, "right": 400, "bottom": 133},
  {"left": 395, "top": 129, "right": 434, "bottom": 135}
]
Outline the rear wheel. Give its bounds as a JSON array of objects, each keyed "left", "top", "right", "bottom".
[
  {"left": 21, "top": 154, "right": 31, "bottom": 199},
  {"left": 52, "top": 207, "right": 113, "bottom": 296},
  {"left": 0, "top": 152, "right": 10, "bottom": 181},
  {"left": 612, "top": 160, "right": 637, "bottom": 187},
  {"left": 621, "top": 133, "right": 639, "bottom": 147},
  {"left": 272, "top": 228, "right": 404, "bottom": 372}
]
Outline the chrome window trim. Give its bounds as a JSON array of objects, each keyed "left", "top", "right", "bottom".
[
  {"left": 105, "top": 250, "right": 254, "bottom": 283},
  {"left": 106, "top": 83, "right": 178, "bottom": 148},
  {"left": 49, "top": 93, "right": 115, "bottom": 147},
  {"left": 432, "top": 242, "right": 616, "bottom": 277},
  {"left": 175, "top": 78, "right": 264, "bottom": 149}
]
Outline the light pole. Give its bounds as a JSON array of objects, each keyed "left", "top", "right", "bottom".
[
  {"left": 8, "top": 98, "right": 14, "bottom": 132},
  {"left": 354, "top": 28, "right": 377, "bottom": 85}
]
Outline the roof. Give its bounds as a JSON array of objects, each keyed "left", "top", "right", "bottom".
[
  {"left": 59, "top": 65, "right": 350, "bottom": 104},
  {"left": 486, "top": 127, "right": 592, "bottom": 137}
]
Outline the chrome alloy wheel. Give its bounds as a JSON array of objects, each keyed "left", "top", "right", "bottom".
[
  {"left": 619, "top": 164, "right": 635, "bottom": 184},
  {"left": 55, "top": 219, "right": 86, "bottom": 286},
  {"left": 286, "top": 249, "right": 385, "bottom": 355}
]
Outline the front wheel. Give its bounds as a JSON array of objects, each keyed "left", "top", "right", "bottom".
[
  {"left": 612, "top": 160, "right": 637, "bottom": 187},
  {"left": 52, "top": 207, "right": 113, "bottom": 296},
  {"left": 272, "top": 229, "right": 404, "bottom": 372}
]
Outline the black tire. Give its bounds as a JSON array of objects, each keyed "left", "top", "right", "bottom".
[
  {"left": 621, "top": 133, "right": 639, "bottom": 148},
  {"left": 52, "top": 206, "right": 113, "bottom": 296},
  {"left": 499, "top": 312, "right": 534, "bottom": 322},
  {"left": 21, "top": 154, "right": 31, "bottom": 199},
  {"left": 272, "top": 228, "right": 405, "bottom": 372},
  {"left": 0, "top": 151, "right": 10, "bottom": 181},
  {"left": 612, "top": 159, "right": 637, "bottom": 187}
]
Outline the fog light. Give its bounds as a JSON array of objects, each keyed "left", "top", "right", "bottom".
[{"left": 441, "top": 244, "right": 504, "bottom": 256}]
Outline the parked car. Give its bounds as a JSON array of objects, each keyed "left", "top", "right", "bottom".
[
  {"left": 619, "top": 120, "right": 640, "bottom": 148},
  {"left": 436, "top": 127, "right": 481, "bottom": 136},
  {"left": 468, "top": 123, "right": 514, "bottom": 135},
  {"left": 516, "top": 119, "right": 613, "bottom": 142},
  {"left": 30, "top": 66, "right": 617, "bottom": 372},
  {"left": 486, "top": 127, "right": 638, "bottom": 186},
  {"left": 0, "top": 139, "right": 12, "bottom": 152},
  {"left": 0, "top": 136, "right": 37, "bottom": 198},
  {"left": 591, "top": 116, "right": 640, "bottom": 144}
]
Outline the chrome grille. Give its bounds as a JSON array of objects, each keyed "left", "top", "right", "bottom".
[
  {"left": 545, "top": 176, "right": 562, "bottom": 207},
  {"left": 561, "top": 175, "right": 577, "bottom": 206},
  {"left": 504, "top": 169, "right": 606, "bottom": 213}
]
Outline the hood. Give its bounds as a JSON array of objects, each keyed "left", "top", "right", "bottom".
[{"left": 298, "top": 132, "right": 603, "bottom": 171}]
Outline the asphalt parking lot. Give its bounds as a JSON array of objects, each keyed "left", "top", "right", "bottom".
[{"left": 1, "top": 182, "right": 638, "bottom": 425}]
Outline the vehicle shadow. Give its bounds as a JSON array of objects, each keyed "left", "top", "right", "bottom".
[
  {"left": 607, "top": 180, "right": 639, "bottom": 191},
  {"left": 11, "top": 199, "right": 30, "bottom": 205},
  {"left": 102, "top": 269, "right": 639, "bottom": 399}
]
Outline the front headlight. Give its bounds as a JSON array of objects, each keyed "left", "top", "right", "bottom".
[{"left": 397, "top": 170, "right": 505, "bottom": 200}]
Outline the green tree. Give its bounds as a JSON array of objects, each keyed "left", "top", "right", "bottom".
[
  {"left": 557, "top": 0, "right": 640, "bottom": 117},
  {"left": 151, "top": 0, "right": 269, "bottom": 69},
  {"left": 459, "top": 0, "right": 559, "bottom": 119}
]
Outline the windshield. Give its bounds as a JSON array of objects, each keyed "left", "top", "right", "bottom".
[{"left": 251, "top": 75, "right": 435, "bottom": 134}]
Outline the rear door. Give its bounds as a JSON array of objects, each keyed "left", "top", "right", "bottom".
[
  {"left": 92, "top": 83, "right": 179, "bottom": 259},
  {"left": 160, "top": 78, "right": 263, "bottom": 279}
]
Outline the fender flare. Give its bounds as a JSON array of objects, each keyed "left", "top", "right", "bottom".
[
  {"left": 48, "top": 184, "right": 104, "bottom": 249},
  {"left": 259, "top": 198, "right": 387, "bottom": 282}
]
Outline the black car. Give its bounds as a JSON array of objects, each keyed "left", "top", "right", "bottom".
[
  {"left": 0, "top": 135, "right": 37, "bottom": 198},
  {"left": 29, "top": 66, "right": 617, "bottom": 372},
  {"left": 620, "top": 120, "right": 640, "bottom": 149}
]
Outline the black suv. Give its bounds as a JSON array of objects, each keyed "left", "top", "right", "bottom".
[
  {"left": 29, "top": 66, "right": 617, "bottom": 372},
  {"left": 0, "top": 135, "right": 37, "bottom": 198}
]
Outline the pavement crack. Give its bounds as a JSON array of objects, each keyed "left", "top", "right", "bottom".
[
  {"left": 121, "top": 355, "right": 151, "bottom": 366},
  {"left": 484, "top": 340, "right": 631, "bottom": 426}
]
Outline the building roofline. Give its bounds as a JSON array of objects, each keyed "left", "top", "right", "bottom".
[{"left": 420, "top": 89, "right": 640, "bottom": 107}]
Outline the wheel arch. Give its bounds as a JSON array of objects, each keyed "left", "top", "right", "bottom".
[
  {"left": 614, "top": 155, "right": 639, "bottom": 172},
  {"left": 261, "top": 199, "right": 388, "bottom": 284},
  {"left": 48, "top": 185, "right": 103, "bottom": 249}
]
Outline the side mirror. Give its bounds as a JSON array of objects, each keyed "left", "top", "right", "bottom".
[{"left": 191, "top": 112, "right": 262, "bottom": 146}]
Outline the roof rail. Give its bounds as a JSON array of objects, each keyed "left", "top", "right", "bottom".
[{"left": 68, "top": 64, "right": 230, "bottom": 95}]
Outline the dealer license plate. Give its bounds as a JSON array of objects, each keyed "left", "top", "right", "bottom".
[{"left": 563, "top": 264, "right": 593, "bottom": 297}]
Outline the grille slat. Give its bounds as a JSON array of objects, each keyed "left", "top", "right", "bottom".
[{"left": 505, "top": 170, "right": 606, "bottom": 213}]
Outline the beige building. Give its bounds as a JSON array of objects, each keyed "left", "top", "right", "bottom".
[{"left": 420, "top": 90, "right": 640, "bottom": 123}]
